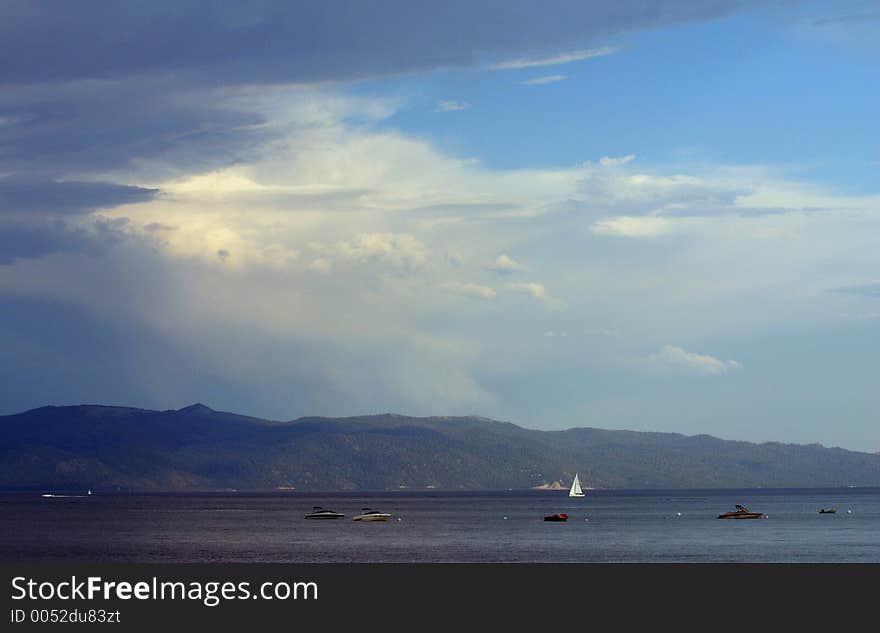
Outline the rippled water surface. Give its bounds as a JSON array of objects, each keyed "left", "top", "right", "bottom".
[{"left": 2, "top": 488, "right": 878, "bottom": 562}]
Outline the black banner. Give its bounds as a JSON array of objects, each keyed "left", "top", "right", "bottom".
[{"left": 2, "top": 564, "right": 876, "bottom": 629}]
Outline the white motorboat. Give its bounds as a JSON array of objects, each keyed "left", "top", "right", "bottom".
[
  {"left": 352, "top": 508, "right": 392, "bottom": 521},
  {"left": 41, "top": 489, "right": 92, "bottom": 499}
]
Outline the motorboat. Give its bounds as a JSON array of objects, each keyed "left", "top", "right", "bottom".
[
  {"left": 352, "top": 508, "right": 392, "bottom": 521},
  {"left": 304, "top": 506, "right": 345, "bottom": 519},
  {"left": 543, "top": 513, "right": 569, "bottom": 522},
  {"left": 819, "top": 507, "right": 837, "bottom": 514},
  {"left": 41, "top": 490, "right": 92, "bottom": 499},
  {"left": 717, "top": 504, "right": 763, "bottom": 519}
]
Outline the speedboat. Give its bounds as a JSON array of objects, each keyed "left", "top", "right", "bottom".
[
  {"left": 819, "top": 507, "right": 837, "bottom": 514},
  {"left": 41, "top": 490, "right": 92, "bottom": 499},
  {"left": 543, "top": 513, "right": 569, "bottom": 522},
  {"left": 304, "top": 506, "right": 345, "bottom": 519},
  {"left": 352, "top": 508, "right": 392, "bottom": 521},
  {"left": 717, "top": 504, "right": 763, "bottom": 519}
]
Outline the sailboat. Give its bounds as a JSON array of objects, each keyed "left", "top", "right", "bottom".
[{"left": 569, "top": 473, "right": 585, "bottom": 498}]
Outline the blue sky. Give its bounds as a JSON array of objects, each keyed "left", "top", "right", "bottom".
[
  {"left": 1, "top": 1, "right": 878, "bottom": 451},
  {"left": 360, "top": 8, "right": 878, "bottom": 188}
]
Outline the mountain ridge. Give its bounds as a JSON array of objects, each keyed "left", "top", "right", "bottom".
[{"left": 2, "top": 403, "right": 878, "bottom": 491}]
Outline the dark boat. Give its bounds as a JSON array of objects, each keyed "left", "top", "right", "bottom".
[
  {"left": 543, "top": 513, "right": 569, "bottom": 522},
  {"left": 717, "top": 504, "right": 763, "bottom": 519},
  {"left": 819, "top": 508, "right": 837, "bottom": 514},
  {"left": 304, "top": 506, "right": 345, "bottom": 519}
]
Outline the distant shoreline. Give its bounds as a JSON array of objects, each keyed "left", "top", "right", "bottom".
[
  {"left": 3, "top": 485, "right": 877, "bottom": 495},
  {"left": 4, "top": 405, "right": 880, "bottom": 490}
]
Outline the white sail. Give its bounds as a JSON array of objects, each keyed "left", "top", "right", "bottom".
[{"left": 569, "top": 473, "right": 585, "bottom": 497}]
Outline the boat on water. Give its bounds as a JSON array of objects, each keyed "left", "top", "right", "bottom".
[
  {"left": 819, "top": 507, "right": 837, "bottom": 514},
  {"left": 717, "top": 504, "right": 763, "bottom": 519},
  {"left": 304, "top": 506, "right": 345, "bottom": 519},
  {"left": 543, "top": 513, "right": 569, "bottom": 522},
  {"left": 352, "top": 508, "right": 392, "bottom": 521},
  {"left": 41, "top": 490, "right": 92, "bottom": 499},
  {"left": 568, "top": 474, "right": 585, "bottom": 498}
]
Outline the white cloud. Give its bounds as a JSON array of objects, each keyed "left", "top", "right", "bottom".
[
  {"left": 599, "top": 154, "right": 636, "bottom": 167},
  {"left": 652, "top": 345, "right": 742, "bottom": 375},
  {"left": 257, "top": 244, "right": 301, "bottom": 269},
  {"left": 576, "top": 165, "right": 738, "bottom": 217},
  {"left": 308, "top": 257, "right": 333, "bottom": 274},
  {"left": 490, "top": 46, "right": 616, "bottom": 70},
  {"left": 439, "top": 282, "right": 496, "bottom": 299},
  {"left": 445, "top": 252, "right": 464, "bottom": 267},
  {"left": 508, "top": 282, "right": 565, "bottom": 309},
  {"left": 509, "top": 282, "right": 547, "bottom": 299},
  {"left": 6, "top": 3, "right": 880, "bottom": 450},
  {"left": 590, "top": 216, "right": 678, "bottom": 237},
  {"left": 436, "top": 100, "right": 470, "bottom": 112},
  {"left": 488, "top": 254, "right": 528, "bottom": 274},
  {"left": 15, "top": 87, "right": 880, "bottom": 437},
  {"left": 521, "top": 74, "right": 567, "bottom": 85},
  {"left": 336, "top": 233, "right": 429, "bottom": 271}
]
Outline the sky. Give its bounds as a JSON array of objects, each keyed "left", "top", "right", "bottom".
[{"left": 1, "top": 1, "right": 878, "bottom": 451}]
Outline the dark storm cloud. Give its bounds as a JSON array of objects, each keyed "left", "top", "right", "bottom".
[
  {"left": 0, "top": 217, "right": 129, "bottom": 264},
  {"left": 0, "top": 1, "right": 760, "bottom": 85},
  {"left": 0, "top": 293, "right": 249, "bottom": 415},
  {"left": 0, "top": 78, "right": 269, "bottom": 175},
  {"left": 0, "top": 287, "right": 384, "bottom": 420},
  {"left": 0, "top": 176, "right": 154, "bottom": 263},
  {"left": 0, "top": 1, "right": 760, "bottom": 177},
  {"left": 0, "top": 177, "right": 158, "bottom": 216}
]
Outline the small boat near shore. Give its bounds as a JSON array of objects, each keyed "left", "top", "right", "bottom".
[
  {"left": 819, "top": 507, "right": 837, "bottom": 514},
  {"left": 304, "top": 506, "right": 345, "bottom": 519},
  {"left": 41, "top": 490, "right": 92, "bottom": 499},
  {"left": 543, "top": 513, "right": 569, "bottom": 522},
  {"left": 352, "top": 508, "right": 392, "bottom": 521},
  {"left": 717, "top": 504, "right": 763, "bottom": 519}
]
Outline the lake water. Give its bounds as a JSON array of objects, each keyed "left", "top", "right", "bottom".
[{"left": 2, "top": 488, "right": 878, "bottom": 562}]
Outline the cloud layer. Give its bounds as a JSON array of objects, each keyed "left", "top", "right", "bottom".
[{"left": 1, "top": 1, "right": 879, "bottom": 452}]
